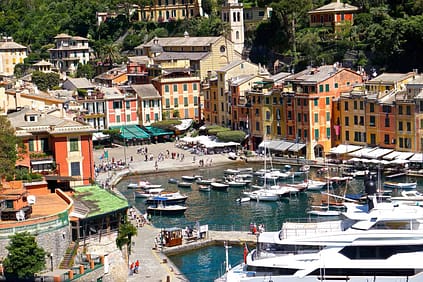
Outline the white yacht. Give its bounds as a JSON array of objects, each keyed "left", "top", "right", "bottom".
[{"left": 217, "top": 196, "right": 423, "bottom": 281}]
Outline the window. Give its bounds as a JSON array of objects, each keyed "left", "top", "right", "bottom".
[
  {"left": 173, "top": 84, "right": 178, "bottom": 92},
  {"left": 359, "top": 116, "right": 364, "bottom": 125},
  {"left": 255, "top": 122, "right": 260, "bottom": 131},
  {"left": 28, "top": 139, "right": 35, "bottom": 152},
  {"left": 326, "top": 111, "right": 330, "bottom": 121},
  {"left": 174, "top": 98, "right": 178, "bottom": 107},
  {"left": 398, "top": 105, "right": 403, "bottom": 114},
  {"left": 345, "top": 130, "right": 350, "bottom": 141},
  {"left": 266, "top": 111, "right": 271, "bottom": 120},
  {"left": 116, "top": 115, "right": 120, "bottom": 123},
  {"left": 70, "top": 162, "right": 81, "bottom": 176},
  {"left": 407, "top": 122, "right": 411, "bottom": 132},
  {"left": 369, "top": 103, "right": 374, "bottom": 112},
  {"left": 314, "top": 129, "right": 319, "bottom": 140},
  {"left": 344, "top": 101, "right": 349, "bottom": 111},
  {"left": 369, "top": 116, "right": 375, "bottom": 126},
  {"left": 354, "top": 101, "right": 357, "bottom": 110},
  {"left": 146, "top": 114, "right": 150, "bottom": 122},
  {"left": 287, "top": 111, "right": 292, "bottom": 120},
  {"left": 326, "top": 97, "right": 330, "bottom": 105},
  {"left": 165, "top": 85, "right": 170, "bottom": 92},
  {"left": 399, "top": 121, "right": 403, "bottom": 131},
  {"left": 265, "top": 97, "right": 270, "bottom": 105},
  {"left": 193, "top": 83, "right": 197, "bottom": 91},
  {"left": 370, "top": 134, "right": 376, "bottom": 145},
  {"left": 326, "top": 127, "right": 331, "bottom": 138},
  {"left": 194, "top": 96, "right": 198, "bottom": 106},
  {"left": 406, "top": 105, "right": 411, "bottom": 115},
  {"left": 345, "top": 116, "right": 349, "bottom": 126},
  {"left": 297, "top": 113, "right": 301, "bottom": 122},
  {"left": 304, "top": 114, "right": 308, "bottom": 122},
  {"left": 183, "top": 84, "right": 188, "bottom": 92},
  {"left": 127, "top": 114, "right": 131, "bottom": 122},
  {"left": 126, "top": 101, "right": 130, "bottom": 109},
  {"left": 166, "top": 98, "right": 170, "bottom": 108},
  {"left": 359, "top": 101, "right": 364, "bottom": 110},
  {"left": 288, "top": 126, "right": 293, "bottom": 135},
  {"left": 266, "top": 125, "right": 271, "bottom": 135},
  {"left": 314, "top": 99, "right": 318, "bottom": 106},
  {"left": 319, "top": 85, "right": 323, "bottom": 92},
  {"left": 70, "top": 138, "right": 79, "bottom": 152},
  {"left": 113, "top": 101, "right": 122, "bottom": 109},
  {"left": 334, "top": 83, "right": 338, "bottom": 88},
  {"left": 325, "top": 84, "right": 329, "bottom": 92},
  {"left": 385, "top": 117, "right": 390, "bottom": 127},
  {"left": 314, "top": 113, "right": 318, "bottom": 123},
  {"left": 184, "top": 97, "right": 188, "bottom": 106},
  {"left": 154, "top": 113, "right": 159, "bottom": 121},
  {"left": 384, "top": 134, "right": 390, "bottom": 144}
]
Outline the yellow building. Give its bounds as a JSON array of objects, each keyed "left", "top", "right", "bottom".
[
  {"left": 0, "top": 37, "right": 27, "bottom": 77},
  {"left": 135, "top": 34, "right": 241, "bottom": 80},
  {"left": 137, "top": 0, "right": 202, "bottom": 22}
]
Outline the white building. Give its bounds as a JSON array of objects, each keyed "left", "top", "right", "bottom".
[{"left": 49, "top": 33, "right": 92, "bottom": 75}]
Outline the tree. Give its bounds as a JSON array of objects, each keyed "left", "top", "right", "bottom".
[
  {"left": 0, "top": 116, "right": 23, "bottom": 181},
  {"left": 116, "top": 219, "right": 137, "bottom": 261},
  {"left": 217, "top": 130, "right": 246, "bottom": 143},
  {"left": 31, "top": 71, "right": 60, "bottom": 91},
  {"left": 3, "top": 232, "right": 46, "bottom": 280},
  {"left": 76, "top": 63, "right": 96, "bottom": 79}
]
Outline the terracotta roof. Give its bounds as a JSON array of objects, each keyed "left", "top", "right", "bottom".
[
  {"left": 309, "top": 0, "right": 359, "bottom": 13},
  {"left": 131, "top": 84, "right": 161, "bottom": 99},
  {"left": 140, "top": 36, "right": 221, "bottom": 48},
  {"left": 0, "top": 41, "right": 27, "bottom": 50},
  {"left": 153, "top": 52, "right": 209, "bottom": 61}
]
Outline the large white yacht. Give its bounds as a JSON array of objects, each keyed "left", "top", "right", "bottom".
[{"left": 217, "top": 196, "right": 423, "bottom": 281}]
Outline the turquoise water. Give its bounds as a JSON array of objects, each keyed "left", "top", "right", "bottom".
[{"left": 116, "top": 163, "right": 420, "bottom": 281}]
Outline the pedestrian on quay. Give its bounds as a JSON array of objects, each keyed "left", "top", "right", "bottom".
[{"left": 134, "top": 260, "right": 140, "bottom": 274}]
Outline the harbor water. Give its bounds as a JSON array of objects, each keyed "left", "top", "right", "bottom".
[{"left": 116, "top": 162, "right": 421, "bottom": 281}]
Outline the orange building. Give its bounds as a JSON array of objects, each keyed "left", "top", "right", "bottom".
[
  {"left": 8, "top": 108, "right": 96, "bottom": 187},
  {"left": 308, "top": 0, "right": 358, "bottom": 32},
  {"left": 283, "top": 65, "right": 363, "bottom": 159},
  {"left": 152, "top": 68, "right": 201, "bottom": 120}
]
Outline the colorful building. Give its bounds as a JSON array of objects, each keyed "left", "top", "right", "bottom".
[
  {"left": 0, "top": 37, "right": 27, "bottom": 77},
  {"left": 8, "top": 108, "right": 96, "bottom": 186},
  {"left": 308, "top": 0, "right": 358, "bottom": 32},
  {"left": 130, "top": 84, "right": 162, "bottom": 126},
  {"left": 152, "top": 68, "right": 201, "bottom": 120},
  {"left": 136, "top": 0, "right": 202, "bottom": 22}
]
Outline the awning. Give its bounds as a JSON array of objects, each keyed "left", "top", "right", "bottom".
[
  {"left": 275, "top": 141, "right": 295, "bottom": 152},
  {"left": 288, "top": 143, "right": 306, "bottom": 152},
  {"left": 93, "top": 132, "right": 109, "bottom": 141},
  {"left": 409, "top": 153, "right": 423, "bottom": 162},
  {"left": 348, "top": 147, "right": 378, "bottom": 158},
  {"left": 31, "top": 160, "right": 54, "bottom": 165},
  {"left": 144, "top": 126, "right": 174, "bottom": 137},
  {"left": 329, "top": 144, "right": 362, "bottom": 154},
  {"left": 383, "top": 151, "right": 414, "bottom": 160},
  {"left": 362, "top": 148, "right": 393, "bottom": 159},
  {"left": 111, "top": 125, "right": 150, "bottom": 140},
  {"left": 395, "top": 152, "right": 414, "bottom": 160}
]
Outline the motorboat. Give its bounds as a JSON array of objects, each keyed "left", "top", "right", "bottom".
[
  {"left": 145, "top": 191, "right": 188, "bottom": 205},
  {"left": 391, "top": 190, "right": 423, "bottom": 205},
  {"left": 133, "top": 188, "right": 164, "bottom": 198},
  {"left": 168, "top": 178, "right": 178, "bottom": 184},
  {"left": 196, "top": 178, "right": 213, "bottom": 185},
  {"left": 305, "top": 179, "right": 327, "bottom": 191},
  {"left": 177, "top": 182, "right": 192, "bottom": 188},
  {"left": 181, "top": 175, "right": 197, "bottom": 182},
  {"left": 223, "top": 168, "right": 239, "bottom": 175},
  {"left": 244, "top": 190, "right": 279, "bottom": 202},
  {"left": 307, "top": 205, "right": 342, "bottom": 216},
  {"left": 211, "top": 182, "right": 229, "bottom": 191},
  {"left": 146, "top": 202, "right": 187, "bottom": 216},
  {"left": 384, "top": 180, "right": 417, "bottom": 190},
  {"left": 127, "top": 180, "right": 162, "bottom": 189},
  {"left": 217, "top": 196, "right": 423, "bottom": 281},
  {"left": 236, "top": 197, "right": 251, "bottom": 203},
  {"left": 198, "top": 185, "right": 211, "bottom": 192}
]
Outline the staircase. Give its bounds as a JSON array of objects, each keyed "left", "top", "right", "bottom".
[{"left": 59, "top": 241, "right": 78, "bottom": 269}]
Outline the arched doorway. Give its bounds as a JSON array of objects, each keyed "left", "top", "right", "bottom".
[{"left": 314, "top": 144, "right": 324, "bottom": 158}]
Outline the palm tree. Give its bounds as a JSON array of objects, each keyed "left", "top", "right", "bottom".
[
  {"left": 100, "top": 42, "right": 122, "bottom": 66},
  {"left": 116, "top": 218, "right": 138, "bottom": 262}
]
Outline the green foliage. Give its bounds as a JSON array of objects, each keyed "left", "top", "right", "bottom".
[
  {"left": 116, "top": 219, "right": 137, "bottom": 256},
  {"left": 3, "top": 232, "right": 46, "bottom": 279},
  {"left": 14, "top": 167, "right": 42, "bottom": 182},
  {"left": 216, "top": 130, "right": 246, "bottom": 143},
  {"left": 122, "top": 32, "right": 145, "bottom": 51},
  {"left": 207, "top": 126, "right": 230, "bottom": 135},
  {"left": 76, "top": 63, "right": 96, "bottom": 79},
  {"left": 0, "top": 116, "right": 22, "bottom": 181},
  {"left": 151, "top": 120, "right": 181, "bottom": 131},
  {"left": 32, "top": 71, "right": 60, "bottom": 91}
]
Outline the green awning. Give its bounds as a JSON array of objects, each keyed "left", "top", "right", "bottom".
[
  {"left": 144, "top": 126, "right": 174, "bottom": 137},
  {"left": 111, "top": 125, "right": 150, "bottom": 140}
]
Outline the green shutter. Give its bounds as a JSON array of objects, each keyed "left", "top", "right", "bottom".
[
  {"left": 327, "top": 127, "right": 331, "bottom": 138},
  {"left": 319, "top": 85, "right": 323, "bottom": 92},
  {"left": 325, "top": 84, "right": 329, "bottom": 92},
  {"left": 314, "top": 129, "right": 319, "bottom": 140}
]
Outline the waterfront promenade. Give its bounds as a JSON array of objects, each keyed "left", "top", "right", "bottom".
[{"left": 94, "top": 141, "right": 249, "bottom": 282}]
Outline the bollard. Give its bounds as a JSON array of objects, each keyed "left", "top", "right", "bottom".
[
  {"left": 53, "top": 276, "right": 61, "bottom": 282},
  {"left": 166, "top": 275, "right": 170, "bottom": 282},
  {"left": 90, "top": 260, "right": 95, "bottom": 269},
  {"left": 79, "top": 265, "right": 84, "bottom": 275},
  {"left": 68, "top": 270, "right": 74, "bottom": 280},
  {"left": 100, "top": 255, "right": 105, "bottom": 265}
]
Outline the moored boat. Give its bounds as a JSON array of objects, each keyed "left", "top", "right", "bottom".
[
  {"left": 384, "top": 181, "right": 417, "bottom": 190},
  {"left": 181, "top": 175, "right": 197, "bottom": 182},
  {"left": 177, "top": 182, "right": 192, "bottom": 188},
  {"left": 198, "top": 185, "right": 211, "bottom": 192},
  {"left": 146, "top": 202, "right": 187, "bottom": 216},
  {"left": 133, "top": 188, "right": 164, "bottom": 198},
  {"left": 145, "top": 191, "right": 188, "bottom": 205},
  {"left": 210, "top": 182, "right": 229, "bottom": 191}
]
